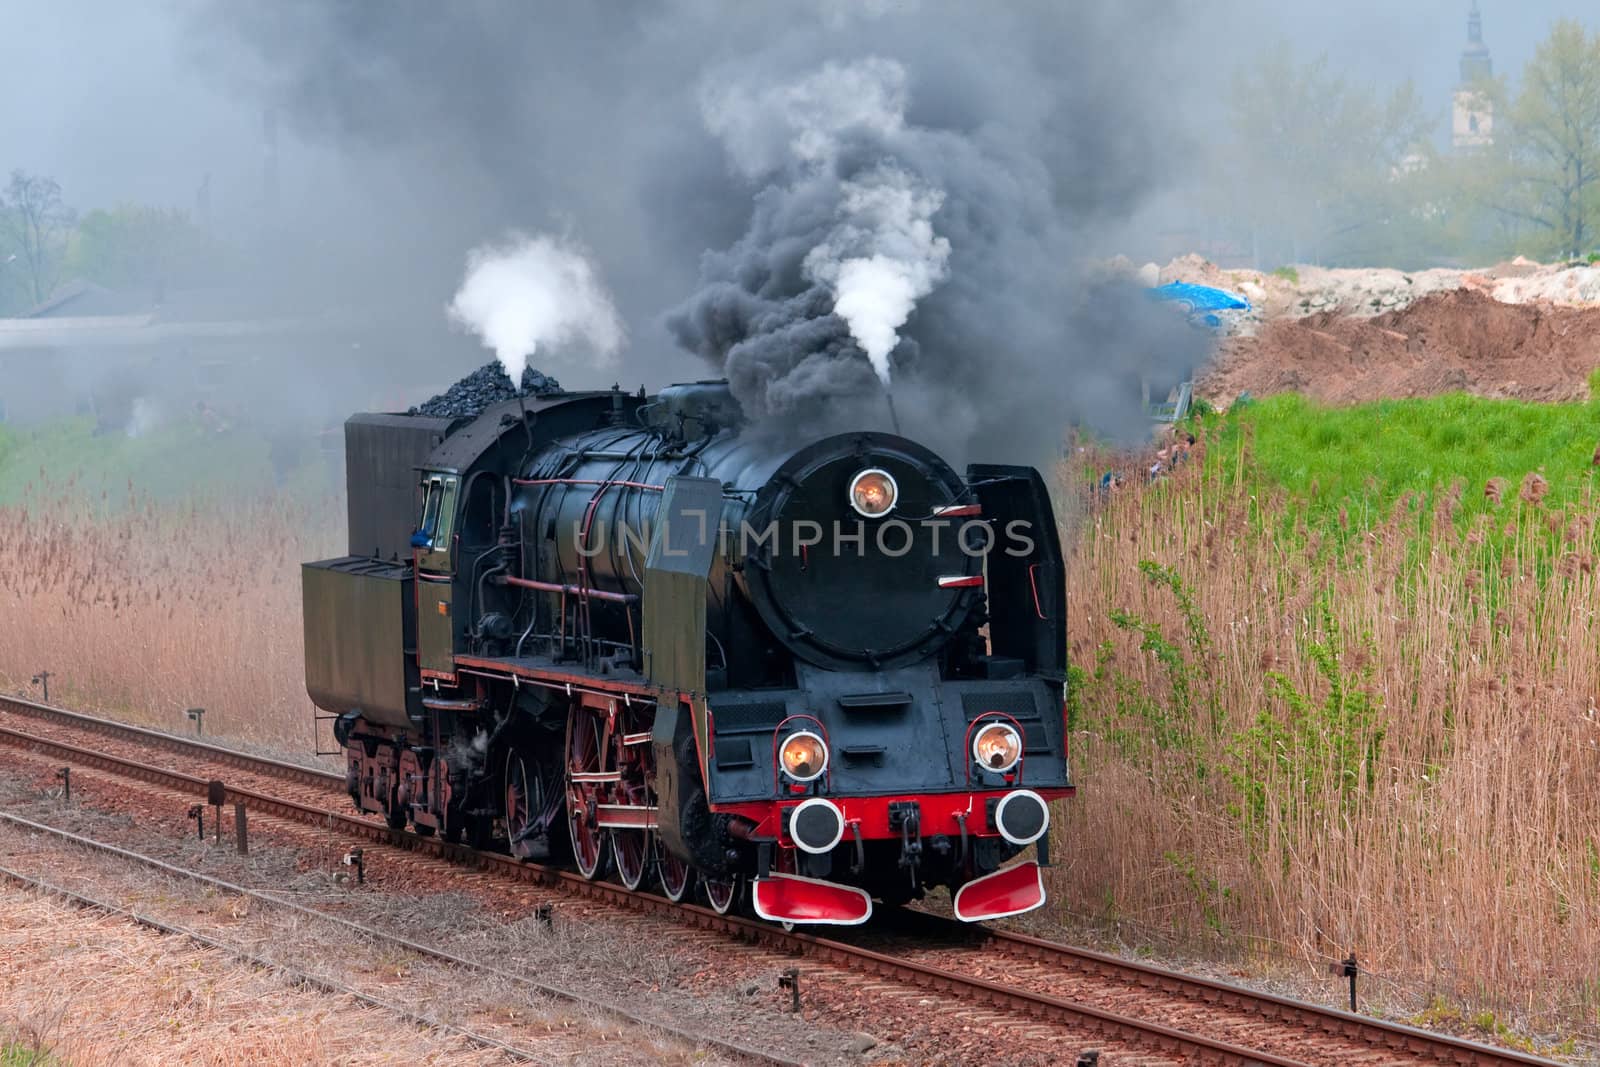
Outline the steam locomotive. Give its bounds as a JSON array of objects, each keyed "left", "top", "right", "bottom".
[{"left": 303, "top": 378, "right": 1072, "bottom": 924}]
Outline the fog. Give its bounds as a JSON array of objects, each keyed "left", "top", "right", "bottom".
[{"left": 0, "top": 0, "right": 1593, "bottom": 463}]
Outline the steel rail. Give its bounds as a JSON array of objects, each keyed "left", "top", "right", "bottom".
[
  {"left": 0, "top": 810, "right": 797, "bottom": 1067},
  {"left": 880, "top": 907, "right": 1563, "bottom": 1067},
  {"left": 0, "top": 863, "right": 542, "bottom": 1063},
  {"left": 980, "top": 926, "right": 1557, "bottom": 1067},
  {"left": 0, "top": 724, "right": 1304, "bottom": 1064},
  {"left": 0, "top": 694, "right": 344, "bottom": 789},
  {"left": 0, "top": 713, "right": 1566, "bottom": 1066}
]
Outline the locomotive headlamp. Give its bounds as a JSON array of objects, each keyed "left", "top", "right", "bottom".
[
  {"left": 972, "top": 722, "right": 1022, "bottom": 772},
  {"left": 779, "top": 731, "right": 829, "bottom": 782},
  {"left": 848, "top": 468, "right": 898, "bottom": 518}
]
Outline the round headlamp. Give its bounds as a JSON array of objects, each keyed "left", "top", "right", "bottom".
[
  {"left": 972, "top": 722, "right": 1022, "bottom": 773},
  {"left": 848, "top": 468, "right": 898, "bottom": 518},
  {"left": 779, "top": 731, "right": 829, "bottom": 782}
]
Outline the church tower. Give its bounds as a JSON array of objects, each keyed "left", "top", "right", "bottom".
[{"left": 1453, "top": 1, "right": 1493, "bottom": 149}]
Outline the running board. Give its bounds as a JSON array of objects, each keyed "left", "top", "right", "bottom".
[
  {"left": 752, "top": 873, "right": 872, "bottom": 925},
  {"left": 952, "top": 861, "right": 1046, "bottom": 922}
]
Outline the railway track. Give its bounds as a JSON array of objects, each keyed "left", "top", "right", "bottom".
[
  {"left": 0, "top": 694, "right": 346, "bottom": 791},
  {"left": 0, "top": 810, "right": 792, "bottom": 1066},
  {"left": 0, "top": 859, "right": 549, "bottom": 1063},
  {"left": 0, "top": 694, "right": 1568, "bottom": 1067},
  {"left": 885, "top": 915, "right": 1544, "bottom": 1066}
]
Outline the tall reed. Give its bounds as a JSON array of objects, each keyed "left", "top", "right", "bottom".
[
  {"left": 1056, "top": 422, "right": 1600, "bottom": 1038},
  {"left": 0, "top": 485, "right": 341, "bottom": 746}
]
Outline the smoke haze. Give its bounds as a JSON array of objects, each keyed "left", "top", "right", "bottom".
[
  {"left": 182, "top": 1, "right": 1216, "bottom": 462},
  {"left": 12, "top": 1, "right": 1587, "bottom": 463}
]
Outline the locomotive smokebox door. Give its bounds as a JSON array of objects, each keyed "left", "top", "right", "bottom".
[{"left": 643, "top": 475, "right": 724, "bottom": 862}]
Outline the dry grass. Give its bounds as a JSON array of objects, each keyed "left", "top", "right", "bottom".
[
  {"left": 0, "top": 885, "right": 508, "bottom": 1066},
  {"left": 0, "top": 786, "right": 858, "bottom": 1067},
  {"left": 8, "top": 420, "right": 1595, "bottom": 1041},
  {"left": 0, "top": 488, "right": 341, "bottom": 747},
  {"left": 1054, "top": 440, "right": 1600, "bottom": 1041}
]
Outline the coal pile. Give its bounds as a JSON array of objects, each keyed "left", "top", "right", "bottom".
[{"left": 409, "top": 363, "right": 564, "bottom": 418}]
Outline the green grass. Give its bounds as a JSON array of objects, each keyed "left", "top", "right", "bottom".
[
  {"left": 1270, "top": 265, "right": 1300, "bottom": 284},
  {"left": 0, "top": 1042, "right": 52, "bottom": 1067},
  {"left": 1206, "top": 390, "right": 1600, "bottom": 529},
  {"left": 0, "top": 415, "right": 337, "bottom": 507}
]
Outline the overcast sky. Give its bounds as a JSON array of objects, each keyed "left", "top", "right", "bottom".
[
  {"left": 3, "top": 1, "right": 1592, "bottom": 218},
  {"left": 4, "top": 1, "right": 1597, "bottom": 441}
]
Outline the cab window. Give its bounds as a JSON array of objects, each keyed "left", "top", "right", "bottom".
[
  {"left": 416, "top": 476, "right": 443, "bottom": 548},
  {"left": 435, "top": 477, "right": 458, "bottom": 545}
]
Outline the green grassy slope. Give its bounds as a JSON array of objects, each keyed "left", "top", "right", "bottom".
[
  {"left": 1204, "top": 387, "right": 1600, "bottom": 527},
  {"left": 0, "top": 416, "right": 337, "bottom": 506}
]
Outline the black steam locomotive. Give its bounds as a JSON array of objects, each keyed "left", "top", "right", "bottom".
[{"left": 303, "top": 377, "right": 1072, "bottom": 923}]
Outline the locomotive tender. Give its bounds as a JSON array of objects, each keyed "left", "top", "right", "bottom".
[{"left": 303, "top": 378, "right": 1072, "bottom": 924}]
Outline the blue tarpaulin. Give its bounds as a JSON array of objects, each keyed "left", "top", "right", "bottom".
[{"left": 1147, "top": 281, "right": 1251, "bottom": 329}]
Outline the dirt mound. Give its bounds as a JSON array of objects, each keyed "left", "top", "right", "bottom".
[
  {"left": 1198, "top": 289, "right": 1600, "bottom": 405},
  {"left": 1141, "top": 253, "right": 1600, "bottom": 338}
]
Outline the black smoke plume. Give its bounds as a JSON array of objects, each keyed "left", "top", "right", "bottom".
[
  {"left": 667, "top": 51, "right": 1210, "bottom": 458},
  {"left": 195, "top": 1, "right": 1211, "bottom": 464}
]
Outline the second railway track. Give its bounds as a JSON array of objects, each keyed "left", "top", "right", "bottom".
[
  {"left": 0, "top": 693, "right": 1567, "bottom": 1067},
  {"left": 0, "top": 693, "right": 346, "bottom": 791}
]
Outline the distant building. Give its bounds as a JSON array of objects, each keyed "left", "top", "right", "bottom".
[{"left": 1453, "top": 1, "right": 1494, "bottom": 149}]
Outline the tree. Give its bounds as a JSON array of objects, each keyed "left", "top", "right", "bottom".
[
  {"left": 1224, "top": 50, "right": 1436, "bottom": 267},
  {"left": 1492, "top": 20, "right": 1600, "bottom": 258},
  {"left": 0, "top": 171, "right": 76, "bottom": 308},
  {"left": 67, "top": 204, "right": 223, "bottom": 296}
]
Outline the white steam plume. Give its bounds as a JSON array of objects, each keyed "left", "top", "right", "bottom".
[
  {"left": 447, "top": 232, "right": 624, "bottom": 380},
  {"left": 804, "top": 168, "right": 950, "bottom": 385}
]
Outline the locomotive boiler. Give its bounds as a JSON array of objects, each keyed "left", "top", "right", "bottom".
[{"left": 303, "top": 377, "right": 1073, "bottom": 924}]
